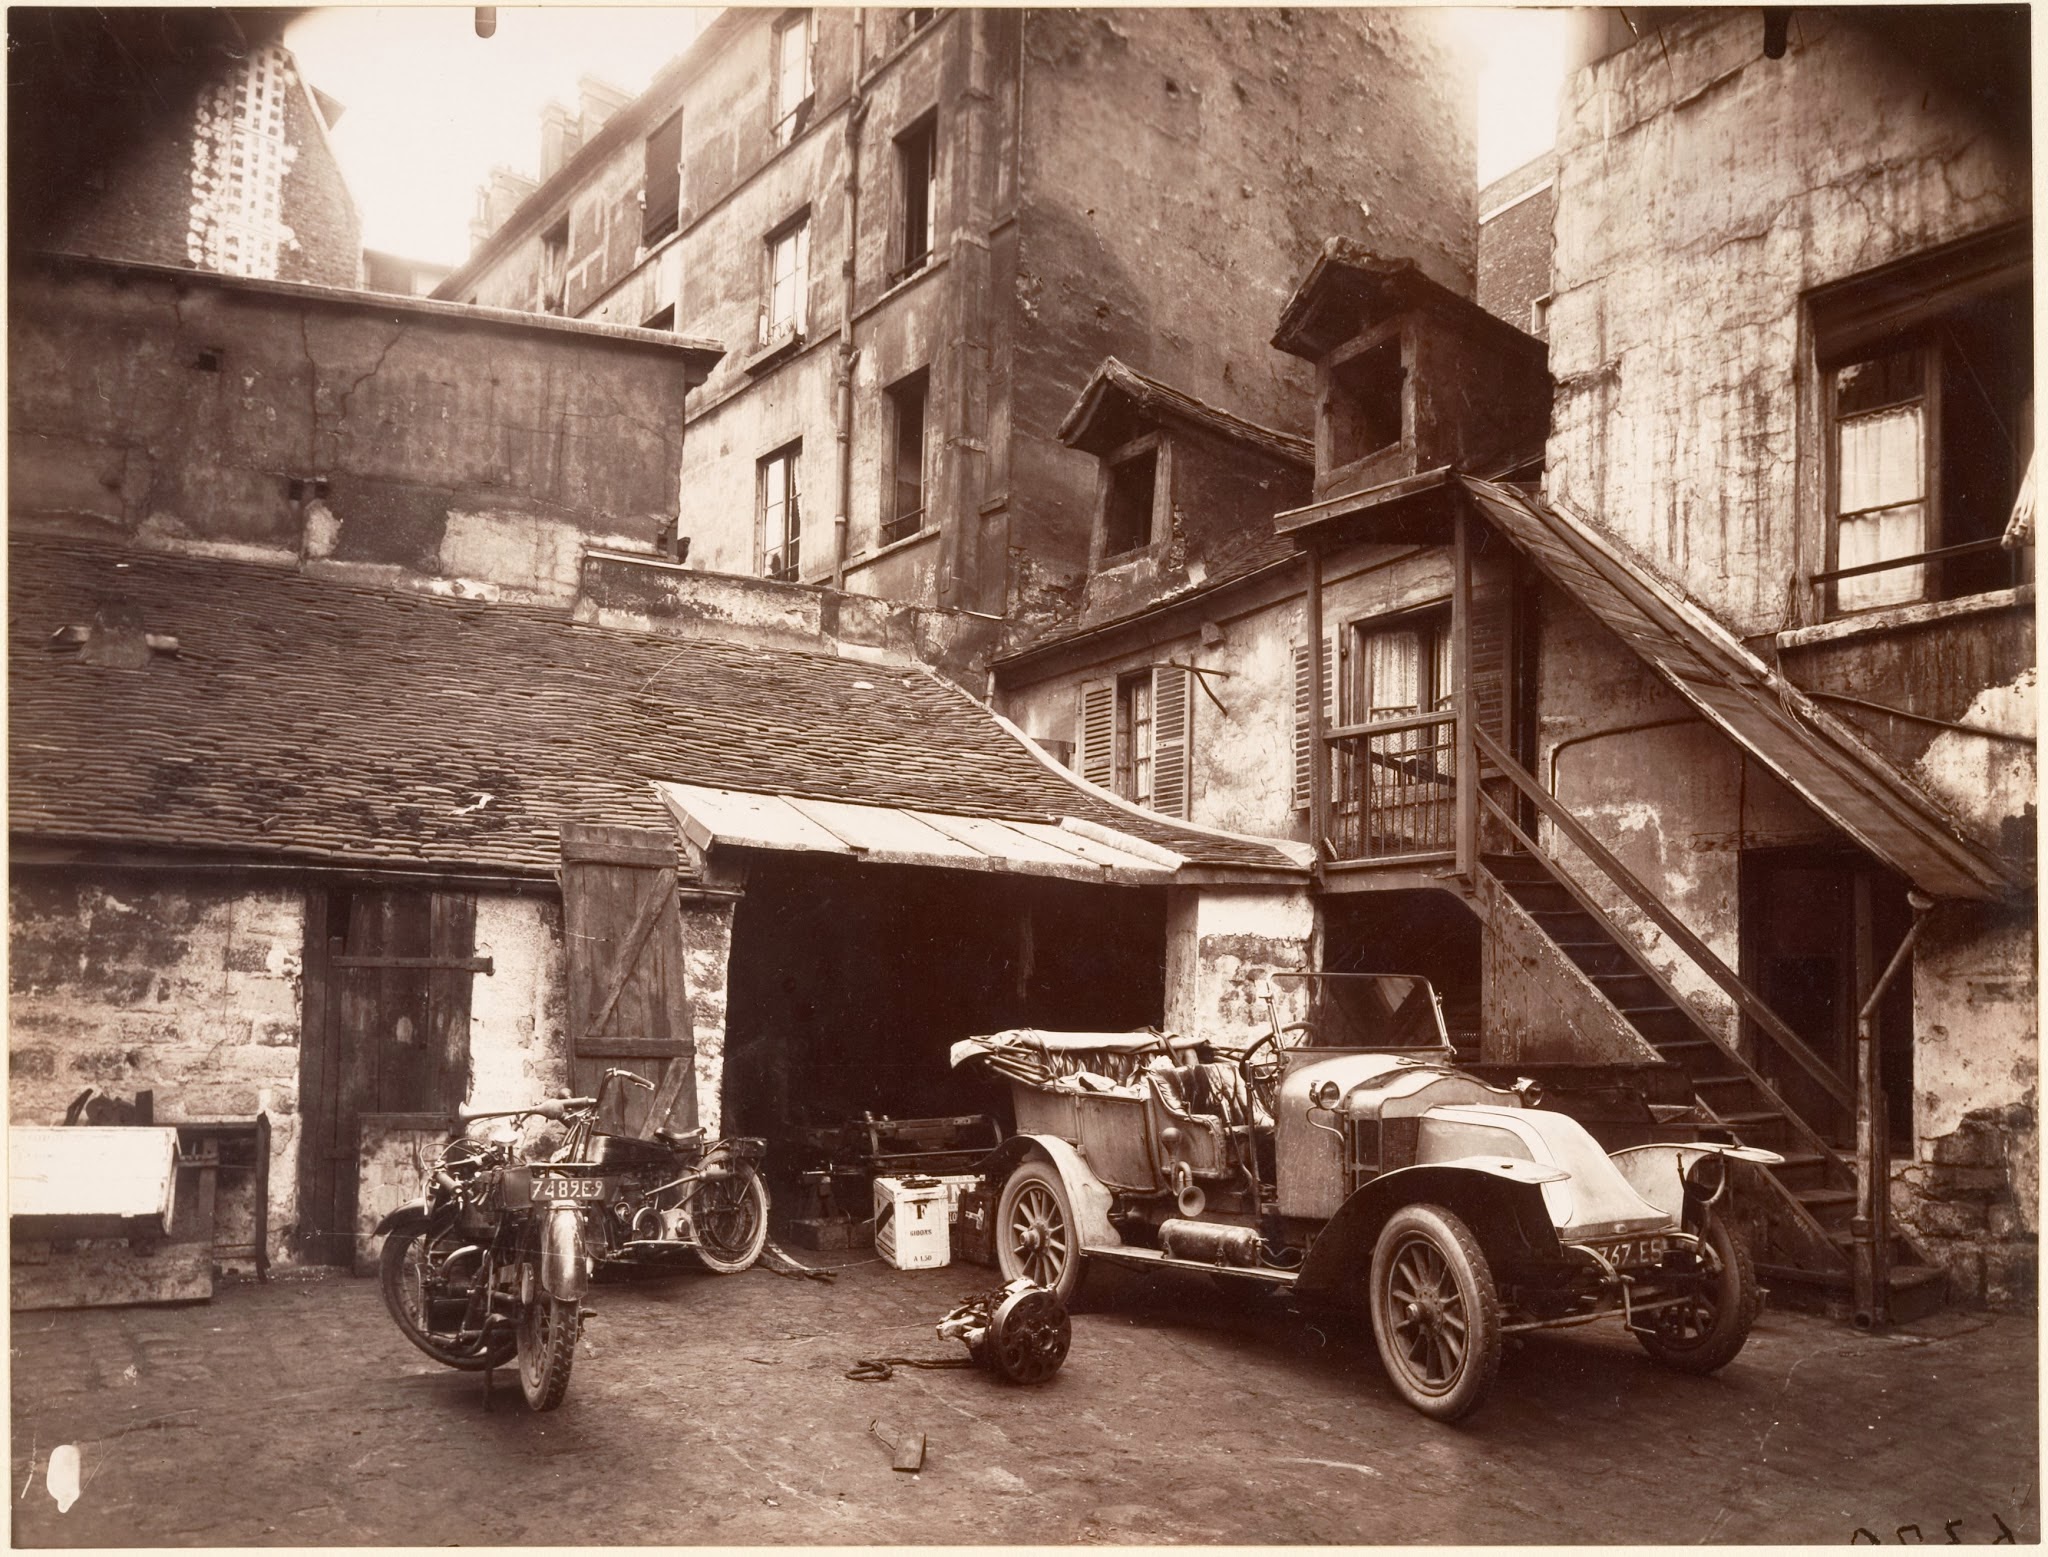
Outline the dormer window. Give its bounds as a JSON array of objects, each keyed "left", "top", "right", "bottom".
[
  {"left": 1098, "top": 435, "right": 1168, "bottom": 563},
  {"left": 1326, "top": 336, "right": 1403, "bottom": 469}
]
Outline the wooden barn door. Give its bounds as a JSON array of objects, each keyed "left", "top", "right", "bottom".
[
  {"left": 559, "top": 823, "right": 698, "bottom": 1139},
  {"left": 295, "top": 887, "right": 483, "bottom": 1265}
]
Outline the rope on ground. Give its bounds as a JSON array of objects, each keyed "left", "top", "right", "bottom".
[
  {"left": 845, "top": 1355, "right": 978, "bottom": 1383},
  {"left": 760, "top": 1239, "right": 839, "bottom": 1283}
]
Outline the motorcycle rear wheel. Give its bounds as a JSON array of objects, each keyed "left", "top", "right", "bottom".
[
  {"left": 691, "top": 1165, "right": 771, "bottom": 1275},
  {"left": 517, "top": 1294, "right": 578, "bottom": 1411},
  {"left": 379, "top": 1223, "right": 515, "bottom": 1372}
]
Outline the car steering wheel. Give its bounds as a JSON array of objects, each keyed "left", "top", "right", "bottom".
[{"left": 1239, "top": 1033, "right": 1287, "bottom": 1120}]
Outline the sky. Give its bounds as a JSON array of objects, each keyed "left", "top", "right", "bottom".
[{"left": 285, "top": 6, "right": 1573, "bottom": 268}]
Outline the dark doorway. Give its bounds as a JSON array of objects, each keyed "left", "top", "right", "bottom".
[
  {"left": 721, "top": 856, "right": 1167, "bottom": 1139},
  {"left": 1740, "top": 849, "right": 1912, "bottom": 1151},
  {"left": 1322, "top": 888, "right": 1484, "bottom": 1059},
  {"left": 294, "top": 886, "right": 479, "bottom": 1264}
]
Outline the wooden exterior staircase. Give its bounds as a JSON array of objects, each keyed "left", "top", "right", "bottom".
[{"left": 1468, "top": 730, "right": 1945, "bottom": 1316}]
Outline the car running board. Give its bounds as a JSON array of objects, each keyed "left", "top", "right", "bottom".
[{"left": 1084, "top": 1242, "right": 1301, "bottom": 1285}]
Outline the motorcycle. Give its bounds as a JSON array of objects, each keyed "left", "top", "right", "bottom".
[
  {"left": 375, "top": 1071, "right": 770, "bottom": 1410},
  {"left": 578, "top": 1067, "right": 771, "bottom": 1274}
]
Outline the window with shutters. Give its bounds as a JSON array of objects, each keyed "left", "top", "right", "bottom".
[
  {"left": 1077, "top": 666, "right": 1192, "bottom": 818},
  {"left": 1808, "top": 227, "right": 2031, "bottom": 618},
  {"left": 643, "top": 111, "right": 683, "bottom": 245}
]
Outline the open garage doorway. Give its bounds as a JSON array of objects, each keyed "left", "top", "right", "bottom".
[
  {"left": 721, "top": 854, "right": 1167, "bottom": 1143},
  {"left": 1321, "top": 888, "right": 1483, "bottom": 1060}
]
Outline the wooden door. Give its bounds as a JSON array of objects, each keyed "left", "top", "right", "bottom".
[
  {"left": 559, "top": 823, "right": 698, "bottom": 1139},
  {"left": 294, "top": 887, "right": 483, "bottom": 1265}
]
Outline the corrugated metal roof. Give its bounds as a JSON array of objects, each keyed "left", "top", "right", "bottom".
[
  {"left": 1460, "top": 476, "right": 2021, "bottom": 902},
  {"left": 654, "top": 782, "right": 1182, "bottom": 884}
]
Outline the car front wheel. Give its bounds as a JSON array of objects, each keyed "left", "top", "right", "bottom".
[
  {"left": 1634, "top": 1211, "right": 1761, "bottom": 1375},
  {"left": 995, "top": 1160, "right": 1085, "bottom": 1304},
  {"left": 1368, "top": 1203, "right": 1503, "bottom": 1423}
]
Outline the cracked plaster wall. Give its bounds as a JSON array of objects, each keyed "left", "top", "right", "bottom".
[
  {"left": 1163, "top": 886, "right": 1317, "bottom": 1049},
  {"left": 1543, "top": 10, "right": 2030, "bottom": 637},
  {"left": 8, "top": 872, "right": 306, "bottom": 1271},
  {"left": 8, "top": 261, "right": 688, "bottom": 604}
]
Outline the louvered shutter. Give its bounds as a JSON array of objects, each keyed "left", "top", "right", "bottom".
[
  {"left": 1467, "top": 550, "right": 1516, "bottom": 746},
  {"left": 1078, "top": 680, "right": 1115, "bottom": 788},
  {"left": 1151, "top": 664, "right": 1192, "bottom": 819},
  {"left": 1291, "top": 638, "right": 1336, "bottom": 810}
]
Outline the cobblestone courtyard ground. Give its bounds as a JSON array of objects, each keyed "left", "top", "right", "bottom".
[{"left": 10, "top": 1251, "right": 2038, "bottom": 1546}]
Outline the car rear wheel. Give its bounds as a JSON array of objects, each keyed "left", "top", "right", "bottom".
[
  {"left": 1634, "top": 1212, "right": 1761, "bottom": 1375},
  {"left": 995, "top": 1160, "right": 1085, "bottom": 1304},
  {"left": 1368, "top": 1204, "right": 1503, "bottom": 1423}
]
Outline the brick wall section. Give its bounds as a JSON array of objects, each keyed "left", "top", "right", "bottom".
[
  {"left": 276, "top": 56, "right": 363, "bottom": 288},
  {"left": 43, "top": 43, "right": 360, "bottom": 286},
  {"left": 1477, "top": 153, "right": 1555, "bottom": 339},
  {"left": 8, "top": 872, "right": 306, "bottom": 1271}
]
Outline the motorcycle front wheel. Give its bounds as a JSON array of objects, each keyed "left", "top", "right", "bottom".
[
  {"left": 379, "top": 1222, "right": 515, "bottom": 1372},
  {"left": 691, "top": 1164, "right": 771, "bottom": 1274},
  {"left": 517, "top": 1294, "right": 578, "bottom": 1411}
]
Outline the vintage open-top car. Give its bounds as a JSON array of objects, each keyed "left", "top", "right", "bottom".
[{"left": 952, "top": 973, "right": 1779, "bottom": 1420}]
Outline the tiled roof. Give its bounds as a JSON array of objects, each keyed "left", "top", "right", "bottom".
[{"left": 9, "top": 540, "right": 1300, "bottom": 877}]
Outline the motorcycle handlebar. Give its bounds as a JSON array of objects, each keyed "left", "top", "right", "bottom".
[{"left": 455, "top": 1096, "right": 599, "bottom": 1126}]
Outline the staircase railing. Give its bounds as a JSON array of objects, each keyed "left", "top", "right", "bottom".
[{"left": 1470, "top": 725, "right": 1854, "bottom": 1115}]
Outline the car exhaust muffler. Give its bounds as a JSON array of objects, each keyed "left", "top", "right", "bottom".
[{"left": 1158, "top": 1218, "right": 1261, "bottom": 1266}]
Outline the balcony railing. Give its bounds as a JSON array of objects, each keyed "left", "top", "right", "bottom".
[{"left": 1325, "top": 710, "right": 1457, "bottom": 861}]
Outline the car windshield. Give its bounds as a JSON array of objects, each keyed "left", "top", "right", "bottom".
[{"left": 1266, "top": 972, "right": 1449, "bottom": 1051}]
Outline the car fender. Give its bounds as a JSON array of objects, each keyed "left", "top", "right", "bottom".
[
  {"left": 1296, "top": 1159, "right": 1561, "bottom": 1303},
  {"left": 979, "top": 1133, "right": 1123, "bottom": 1252},
  {"left": 1606, "top": 1141, "right": 1785, "bottom": 1223}
]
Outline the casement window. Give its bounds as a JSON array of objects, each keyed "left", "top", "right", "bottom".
[
  {"left": 771, "top": 12, "right": 813, "bottom": 149},
  {"left": 760, "top": 442, "right": 803, "bottom": 581},
  {"left": 539, "top": 215, "right": 568, "bottom": 314},
  {"left": 764, "top": 217, "right": 810, "bottom": 342},
  {"left": 1076, "top": 665, "right": 1192, "bottom": 819},
  {"left": 883, "top": 369, "right": 930, "bottom": 546},
  {"left": 1351, "top": 612, "right": 1454, "bottom": 729},
  {"left": 1098, "top": 435, "right": 1169, "bottom": 563},
  {"left": 894, "top": 113, "right": 938, "bottom": 281},
  {"left": 1811, "top": 228, "right": 2031, "bottom": 617},
  {"left": 643, "top": 112, "right": 683, "bottom": 246}
]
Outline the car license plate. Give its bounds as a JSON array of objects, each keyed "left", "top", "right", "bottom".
[
  {"left": 1596, "top": 1235, "right": 1669, "bottom": 1269},
  {"left": 536, "top": 1175, "right": 606, "bottom": 1200}
]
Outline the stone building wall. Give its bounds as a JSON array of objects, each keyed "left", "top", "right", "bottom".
[{"left": 8, "top": 873, "right": 308, "bottom": 1270}]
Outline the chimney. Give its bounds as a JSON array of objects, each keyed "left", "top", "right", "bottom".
[
  {"left": 470, "top": 165, "right": 540, "bottom": 249},
  {"left": 539, "top": 100, "right": 583, "bottom": 180},
  {"left": 577, "top": 76, "right": 633, "bottom": 139}
]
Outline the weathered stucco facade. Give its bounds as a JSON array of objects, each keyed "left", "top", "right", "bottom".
[
  {"left": 1537, "top": 8, "right": 2035, "bottom": 1306},
  {"left": 440, "top": 8, "right": 1474, "bottom": 636}
]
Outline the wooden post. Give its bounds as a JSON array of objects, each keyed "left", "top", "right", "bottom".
[
  {"left": 1453, "top": 502, "right": 1477, "bottom": 878},
  {"left": 1305, "top": 545, "right": 1328, "bottom": 865}
]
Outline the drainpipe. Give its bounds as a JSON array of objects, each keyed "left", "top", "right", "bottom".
[
  {"left": 831, "top": 8, "right": 867, "bottom": 591},
  {"left": 1852, "top": 888, "right": 1934, "bottom": 1332}
]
